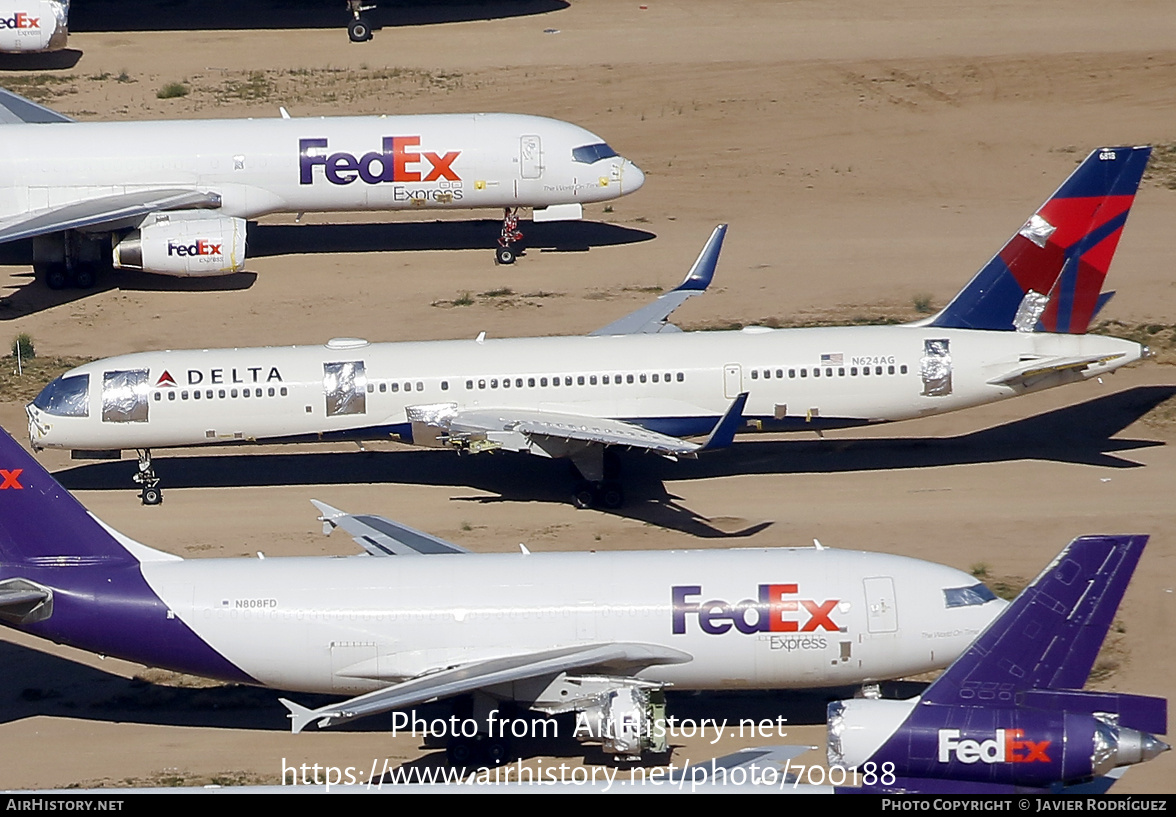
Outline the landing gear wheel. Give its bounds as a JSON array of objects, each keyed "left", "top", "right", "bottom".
[
  {"left": 44, "top": 264, "right": 68, "bottom": 291},
  {"left": 71, "top": 264, "right": 97, "bottom": 289},
  {"left": 484, "top": 738, "right": 512, "bottom": 766},
  {"left": 141, "top": 486, "right": 162, "bottom": 506},
  {"left": 572, "top": 485, "right": 596, "bottom": 509},
  {"left": 495, "top": 245, "right": 516, "bottom": 265},
  {"left": 599, "top": 481, "right": 624, "bottom": 509},
  {"left": 446, "top": 737, "right": 477, "bottom": 767},
  {"left": 348, "top": 16, "right": 371, "bottom": 42}
]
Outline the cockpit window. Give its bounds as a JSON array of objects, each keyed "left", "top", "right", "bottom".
[
  {"left": 32, "top": 373, "right": 89, "bottom": 417},
  {"left": 572, "top": 143, "right": 619, "bottom": 164},
  {"left": 943, "top": 583, "right": 998, "bottom": 608}
]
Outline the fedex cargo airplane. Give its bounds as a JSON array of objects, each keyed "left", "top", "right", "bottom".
[
  {"left": 830, "top": 532, "right": 1168, "bottom": 794},
  {"left": 27, "top": 147, "right": 1151, "bottom": 507},
  {"left": 0, "top": 424, "right": 1005, "bottom": 764},
  {"left": 0, "top": 86, "right": 643, "bottom": 288},
  {"left": 0, "top": 1, "right": 67, "bottom": 52}
]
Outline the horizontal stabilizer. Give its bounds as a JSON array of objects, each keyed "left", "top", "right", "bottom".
[
  {"left": 0, "top": 189, "right": 222, "bottom": 244},
  {"left": 590, "top": 224, "right": 726, "bottom": 336},
  {"left": 921, "top": 534, "right": 1148, "bottom": 706},
  {"left": 281, "top": 642, "right": 692, "bottom": 733},
  {"left": 0, "top": 578, "right": 51, "bottom": 624},
  {"left": 312, "top": 500, "right": 468, "bottom": 556},
  {"left": 986, "top": 353, "right": 1126, "bottom": 387}
]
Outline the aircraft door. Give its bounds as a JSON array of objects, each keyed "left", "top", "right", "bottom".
[
  {"left": 863, "top": 576, "right": 897, "bottom": 633},
  {"left": 723, "top": 364, "right": 742, "bottom": 398},
  {"left": 101, "top": 369, "right": 150, "bottom": 423},
  {"left": 520, "top": 135, "right": 542, "bottom": 179},
  {"left": 323, "top": 361, "right": 367, "bottom": 417}
]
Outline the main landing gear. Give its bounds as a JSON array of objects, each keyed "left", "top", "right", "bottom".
[
  {"left": 496, "top": 207, "right": 524, "bottom": 265},
  {"left": 133, "top": 449, "right": 162, "bottom": 506},
  {"left": 347, "top": 1, "right": 375, "bottom": 42},
  {"left": 35, "top": 232, "right": 105, "bottom": 291},
  {"left": 570, "top": 449, "right": 625, "bottom": 510}
]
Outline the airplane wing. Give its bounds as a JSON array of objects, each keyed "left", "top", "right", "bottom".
[
  {"left": 589, "top": 224, "right": 726, "bottom": 336},
  {"left": 447, "top": 392, "right": 749, "bottom": 458},
  {"left": 0, "top": 87, "right": 74, "bottom": 124},
  {"left": 279, "top": 642, "right": 693, "bottom": 734},
  {"left": 0, "top": 189, "right": 222, "bottom": 244},
  {"left": 986, "top": 353, "right": 1127, "bottom": 387},
  {"left": 311, "top": 500, "right": 469, "bottom": 556}
]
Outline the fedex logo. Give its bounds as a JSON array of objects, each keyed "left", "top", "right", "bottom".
[
  {"left": 938, "top": 729, "right": 1051, "bottom": 765},
  {"left": 167, "top": 239, "right": 223, "bottom": 258},
  {"left": 0, "top": 13, "right": 39, "bottom": 29},
  {"left": 299, "top": 137, "right": 461, "bottom": 186},
  {"left": 672, "top": 584, "right": 839, "bottom": 635}
]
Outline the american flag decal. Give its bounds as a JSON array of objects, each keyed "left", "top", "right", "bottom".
[{"left": 820, "top": 353, "right": 843, "bottom": 366}]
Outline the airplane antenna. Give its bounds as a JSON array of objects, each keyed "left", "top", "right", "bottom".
[
  {"left": 475, "top": 331, "right": 486, "bottom": 344},
  {"left": 519, "top": 543, "right": 531, "bottom": 555},
  {"left": 813, "top": 538, "right": 825, "bottom": 550},
  {"left": 257, "top": 551, "right": 266, "bottom": 559},
  {"left": 279, "top": 106, "right": 291, "bottom": 119}
]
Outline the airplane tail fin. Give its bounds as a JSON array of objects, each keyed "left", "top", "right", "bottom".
[
  {"left": 930, "top": 147, "right": 1150, "bottom": 333},
  {"left": 0, "top": 426, "right": 135, "bottom": 567},
  {"left": 921, "top": 534, "right": 1148, "bottom": 705}
]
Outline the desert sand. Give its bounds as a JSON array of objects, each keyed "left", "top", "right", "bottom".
[{"left": 0, "top": 0, "right": 1174, "bottom": 793}]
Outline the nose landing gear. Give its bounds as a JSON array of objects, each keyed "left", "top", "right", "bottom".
[
  {"left": 133, "top": 449, "right": 162, "bottom": 505},
  {"left": 496, "top": 207, "right": 524, "bottom": 265}
]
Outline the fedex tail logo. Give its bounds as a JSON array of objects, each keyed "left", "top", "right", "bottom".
[
  {"left": 672, "top": 584, "right": 839, "bottom": 635},
  {"left": 167, "top": 239, "right": 223, "bottom": 258},
  {"left": 0, "top": 13, "right": 39, "bottom": 29},
  {"left": 299, "top": 137, "right": 461, "bottom": 186},
  {"left": 938, "top": 729, "right": 1051, "bottom": 765}
]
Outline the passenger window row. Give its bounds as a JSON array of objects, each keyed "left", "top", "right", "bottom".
[
  {"left": 750, "top": 364, "right": 908, "bottom": 380},
  {"left": 464, "top": 372, "right": 687, "bottom": 390},
  {"left": 154, "top": 386, "right": 290, "bottom": 401}
]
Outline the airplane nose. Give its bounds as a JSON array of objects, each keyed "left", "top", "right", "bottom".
[{"left": 622, "top": 159, "right": 645, "bottom": 194}]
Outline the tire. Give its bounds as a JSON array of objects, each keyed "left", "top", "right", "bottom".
[
  {"left": 44, "top": 264, "right": 68, "bottom": 290},
  {"left": 348, "top": 17, "right": 371, "bottom": 42},
  {"left": 572, "top": 487, "right": 596, "bottom": 509},
  {"left": 495, "top": 245, "right": 516, "bottom": 265},
  {"left": 72, "top": 264, "right": 97, "bottom": 289},
  {"left": 599, "top": 482, "right": 624, "bottom": 509},
  {"left": 446, "top": 738, "right": 476, "bottom": 767},
  {"left": 484, "top": 738, "right": 511, "bottom": 766},
  {"left": 142, "top": 487, "right": 162, "bottom": 506}
]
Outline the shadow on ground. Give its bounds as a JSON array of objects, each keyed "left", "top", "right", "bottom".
[{"left": 53, "top": 385, "right": 1174, "bottom": 538}]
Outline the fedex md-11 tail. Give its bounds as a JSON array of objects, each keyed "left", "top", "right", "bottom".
[{"left": 829, "top": 533, "right": 1168, "bottom": 793}]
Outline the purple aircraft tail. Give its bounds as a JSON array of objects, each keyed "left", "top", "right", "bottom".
[
  {"left": 0, "top": 426, "right": 134, "bottom": 567},
  {"left": 930, "top": 147, "right": 1150, "bottom": 333},
  {"left": 0, "top": 426, "right": 253, "bottom": 683},
  {"left": 830, "top": 534, "right": 1168, "bottom": 793}
]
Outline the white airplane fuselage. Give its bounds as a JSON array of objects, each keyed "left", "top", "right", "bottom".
[
  {"left": 110, "top": 544, "right": 1001, "bottom": 695},
  {"left": 0, "top": 0, "right": 67, "bottom": 53},
  {"left": 0, "top": 113, "right": 642, "bottom": 223},
  {"left": 27, "top": 324, "right": 1144, "bottom": 453}
]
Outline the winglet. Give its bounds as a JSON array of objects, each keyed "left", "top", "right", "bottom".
[
  {"left": 676, "top": 223, "right": 727, "bottom": 292},
  {"left": 698, "top": 392, "right": 749, "bottom": 451},
  {"left": 589, "top": 225, "right": 726, "bottom": 336},
  {"left": 311, "top": 499, "right": 345, "bottom": 536}
]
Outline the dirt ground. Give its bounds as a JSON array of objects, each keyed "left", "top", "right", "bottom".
[{"left": 0, "top": 0, "right": 1174, "bottom": 793}]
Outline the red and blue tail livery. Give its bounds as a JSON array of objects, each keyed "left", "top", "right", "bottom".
[{"left": 932, "top": 146, "right": 1150, "bottom": 333}]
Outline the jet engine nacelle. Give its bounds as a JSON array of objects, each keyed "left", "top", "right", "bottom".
[
  {"left": 575, "top": 685, "right": 668, "bottom": 762},
  {"left": 0, "top": 1, "right": 68, "bottom": 53},
  {"left": 113, "top": 213, "right": 247, "bottom": 277},
  {"left": 828, "top": 696, "right": 1169, "bottom": 790}
]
